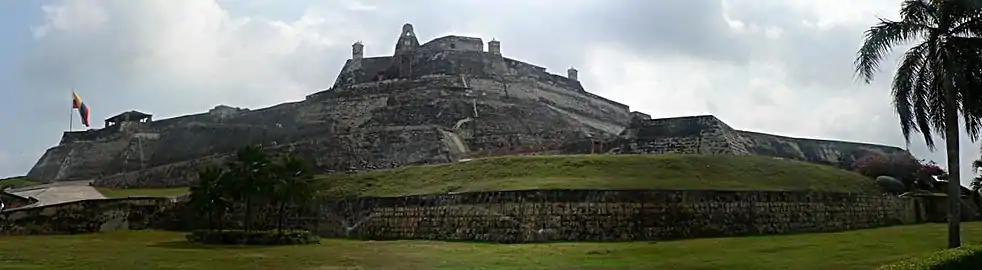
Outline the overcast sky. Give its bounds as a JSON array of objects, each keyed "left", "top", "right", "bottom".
[{"left": 1, "top": 0, "right": 980, "bottom": 185}]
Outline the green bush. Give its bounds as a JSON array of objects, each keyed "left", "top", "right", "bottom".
[
  {"left": 186, "top": 230, "right": 320, "bottom": 246},
  {"left": 879, "top": 245, "right": 982, "bottom": 269}
]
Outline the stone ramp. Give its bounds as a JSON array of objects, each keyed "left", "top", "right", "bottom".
[{"left": 7, "top": 181, "right": 105, "bottom": 209}]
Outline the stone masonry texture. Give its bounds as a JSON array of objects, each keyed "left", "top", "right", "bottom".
[
  {"left": 27, "top": 24, "right": 908, "bottom": 188},
  {"left": 0, "top": 190, "right": 919, "bottom": 243}
]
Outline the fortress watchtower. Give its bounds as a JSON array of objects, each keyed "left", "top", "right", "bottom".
[
  {"left": 352, "top": 41, "right": 364, "bottom": 60},
  {"left": 105, "top": 110, "right": 152, "bottom": 127},
  {"left": 567, "top": 67, "right": 579, "bottom": 81},
  {"left": 488, "top": 38, "right": 501, "bottom": 55}
]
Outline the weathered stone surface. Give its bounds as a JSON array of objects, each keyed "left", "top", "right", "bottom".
[
  {"left": 0, "top": 190, "right": 923, "bottom": 243},
  {"left": 0, "top": 197, "right": 179, "bottom": 235},
  {"left": 597, "top": 115, "right": 908, "bottom": 170},
  {"left": 305, "top": 190, "right": 917, "bottom": 243}
]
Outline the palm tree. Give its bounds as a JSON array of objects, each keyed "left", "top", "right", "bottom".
[
  {"left": 228, "top": 145, "right": 274, "bottom": 232},
  {"left": 188, "top": 166, "right": 229, "bottom": 231},
  {"left": 854, "top": 0, "right": 982, "bottom": 248},
  {"left": 270, "top": 154, "right": 316, "bottom": 232}
]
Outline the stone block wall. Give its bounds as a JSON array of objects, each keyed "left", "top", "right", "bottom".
[
  {"left": 298, "top": 190, "right": 915, "bottom": 243},
  {"left": 0, "top": 197, "right": 180, "bottom": 235},
  {"left": 0, "top": 190, "right": 920, "bottom": 243}
]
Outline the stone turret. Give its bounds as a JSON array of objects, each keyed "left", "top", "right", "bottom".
[
  {"left": 352, "top": 41, "right": 364, "bottom": 60},
  {"left": 394, "top": 23, "right": 420, "bottom": 55},
  {"left": 488, "top": 38, "right": 501, "bottom": 55},
  {"left": 567, "top": 67, "right": 579, "bottom": 81}
]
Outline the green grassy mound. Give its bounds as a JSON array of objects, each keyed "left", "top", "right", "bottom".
[
  {"left": 0, "top": 177, "right": 41, "bottom": 190},
  {"left": 316, "top": 154, "right": 881, "bottom": 197}
]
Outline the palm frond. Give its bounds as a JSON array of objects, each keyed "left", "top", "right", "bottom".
[
  {"left": 902, "top": 0, "right": 938, "bottom": 26},
  {"left": 892, "top": 43, "right": 931, "bottom": 144},
  {"left": 855, "top": 20, "right": 930, "bottom": 83}
]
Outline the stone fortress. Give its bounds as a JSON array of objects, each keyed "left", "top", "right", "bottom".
[{"left": 27, "top": 23, "right": 906, "bottom": 188}]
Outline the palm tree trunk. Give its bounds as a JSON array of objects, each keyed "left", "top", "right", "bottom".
[
  {"left": 277, "top": 202, "right": 286, "bottom": 233},
  {"left": 943, "top": 75, "right": 962, "bottom": 249}
]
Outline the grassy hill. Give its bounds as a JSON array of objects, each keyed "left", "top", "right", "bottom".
[
  {"left": 0, "top": 176, "right": 40, "bottom": 190},
  {"left": 315, "top": 154, "right": 881, "bottom": 197}
]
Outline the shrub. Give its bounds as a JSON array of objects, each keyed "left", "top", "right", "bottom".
[
  {"left": 878, "top": 245, "right": 982, "bottom": 269},
  {"left": 186, "top": 229, "right": 320, "bottom": 245}
]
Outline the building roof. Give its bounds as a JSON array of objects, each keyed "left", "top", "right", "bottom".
[{"left": 106, "top": 110, "right": 152, "bottom": 123}]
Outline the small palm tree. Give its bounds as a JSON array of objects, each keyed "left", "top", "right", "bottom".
[
  {"left": 227, "top": 145, "right": 274, "bottom": 232},
  {"left": 189, "top": 166, "right": 229, "bottom": 231},
  {"left": 270, "top": 154, "right": 316, "bottom": 232},
  {"left": 855, "top": 0, "right": 982, "bottom": 248}
]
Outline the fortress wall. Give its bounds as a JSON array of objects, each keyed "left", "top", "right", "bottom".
[
  {"left": 617, "top": 116, "right": 908, "bottom": 169},
  {"left": 92, "top": 126, "right": 459, "bottom": 188},
  {"left": 0, "top": 189, "right": 922, "bottom": 242},
  {"left": 420, "top": 36, "right": 484, "bottom": 52},
  {"left": 0, "top": 197, "right": 182, "bottom": 235},
  {"left": 306, "top": 190, "right": 916, "bottom": 242},
  {"left": 92, "top": 154, "right": 229, "bottom": 188},
  {"left": 26, "top": 136, "right": 135, "bottom": 182},
  {"left": 616, "top": 115, "right": 745, "bottom": 155},
  {"left": 333, "top": 57, "right": 395, "bottom": 88},
  {"left": 735, "top": 131, "right": 907, "bottom": 168}
]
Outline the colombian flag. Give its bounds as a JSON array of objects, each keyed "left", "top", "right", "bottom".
[{"left": 72, "top": 91, "right": 90, "bottom": 127}]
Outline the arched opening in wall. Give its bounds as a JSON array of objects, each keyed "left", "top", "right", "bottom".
[{"left": 450, "top": 43, "right": 456, "bottom": 49}]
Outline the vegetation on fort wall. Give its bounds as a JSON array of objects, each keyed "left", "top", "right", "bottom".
[
  {"left": 0, "top": 177, "right": 40, "bottom": 190},
  {"left": 315, "top": 154, "right": 883, "bottom": 197},
  {"left": 0, "top": 222, "right": 979, "bottom": 269},
  {"left": 850, "top": 150, "right": 948, "bottom": 193}
]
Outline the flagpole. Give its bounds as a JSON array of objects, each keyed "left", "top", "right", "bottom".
[{"left": 69, "top": 87, "right": 74, "bottom": 132}]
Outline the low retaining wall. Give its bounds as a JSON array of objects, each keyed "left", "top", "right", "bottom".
[
  {"left": 0, "top": 197, "right": 181, "bottom": 235},
  {"left": 0, "top": 189, "right": 921, "bottom": 243},
  {"left": 0, "top": 191, "right": 38, "bottom": 210},
  {"left": 302, "top": 189, "right": 918, "bottom": 242}
]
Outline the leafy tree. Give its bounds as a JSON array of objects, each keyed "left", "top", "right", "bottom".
[
  {"left": 852, "top": 151, "right": 922, "bottom": 188},
  {"left": 270, "top": 154, "right": 316, "bottom": 232},
  {"left": 971, "top": 159, "right": 982, "bottom": 193},
  {"left": 854, "top": 0, "right": 982, "bottom": 248}
]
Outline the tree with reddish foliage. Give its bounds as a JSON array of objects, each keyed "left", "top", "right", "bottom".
[{"left": 851, "top": 150, "right": 946, "bottom": 191}]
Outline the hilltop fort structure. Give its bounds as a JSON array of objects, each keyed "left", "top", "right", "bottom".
[{"left": 27, "top": 24, "right": 905, "bottom": 188}]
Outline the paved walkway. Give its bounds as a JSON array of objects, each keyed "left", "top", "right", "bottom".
[{"left": 7, "top": 180, "right": 105, "bottom": 208}]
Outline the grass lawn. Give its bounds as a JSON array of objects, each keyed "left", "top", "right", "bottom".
[
  {"left": 0, "top": 177, "right": 40, "bottom": 190},
  {"left": 95, "top": 187, "right": 190, "bottom": 198},
  {"left": 87, "top": 155, "right": 879, "bottom": 198},
  {"left": 0, "top": 222, "right": 977, "bottom": 270},
  {"left": 315, "top": 154, "right": 881, "bottom": 197}
]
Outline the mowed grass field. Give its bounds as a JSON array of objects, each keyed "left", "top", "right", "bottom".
[{"left": 0, "top": 222, "right": 978, "bottom": 270}]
